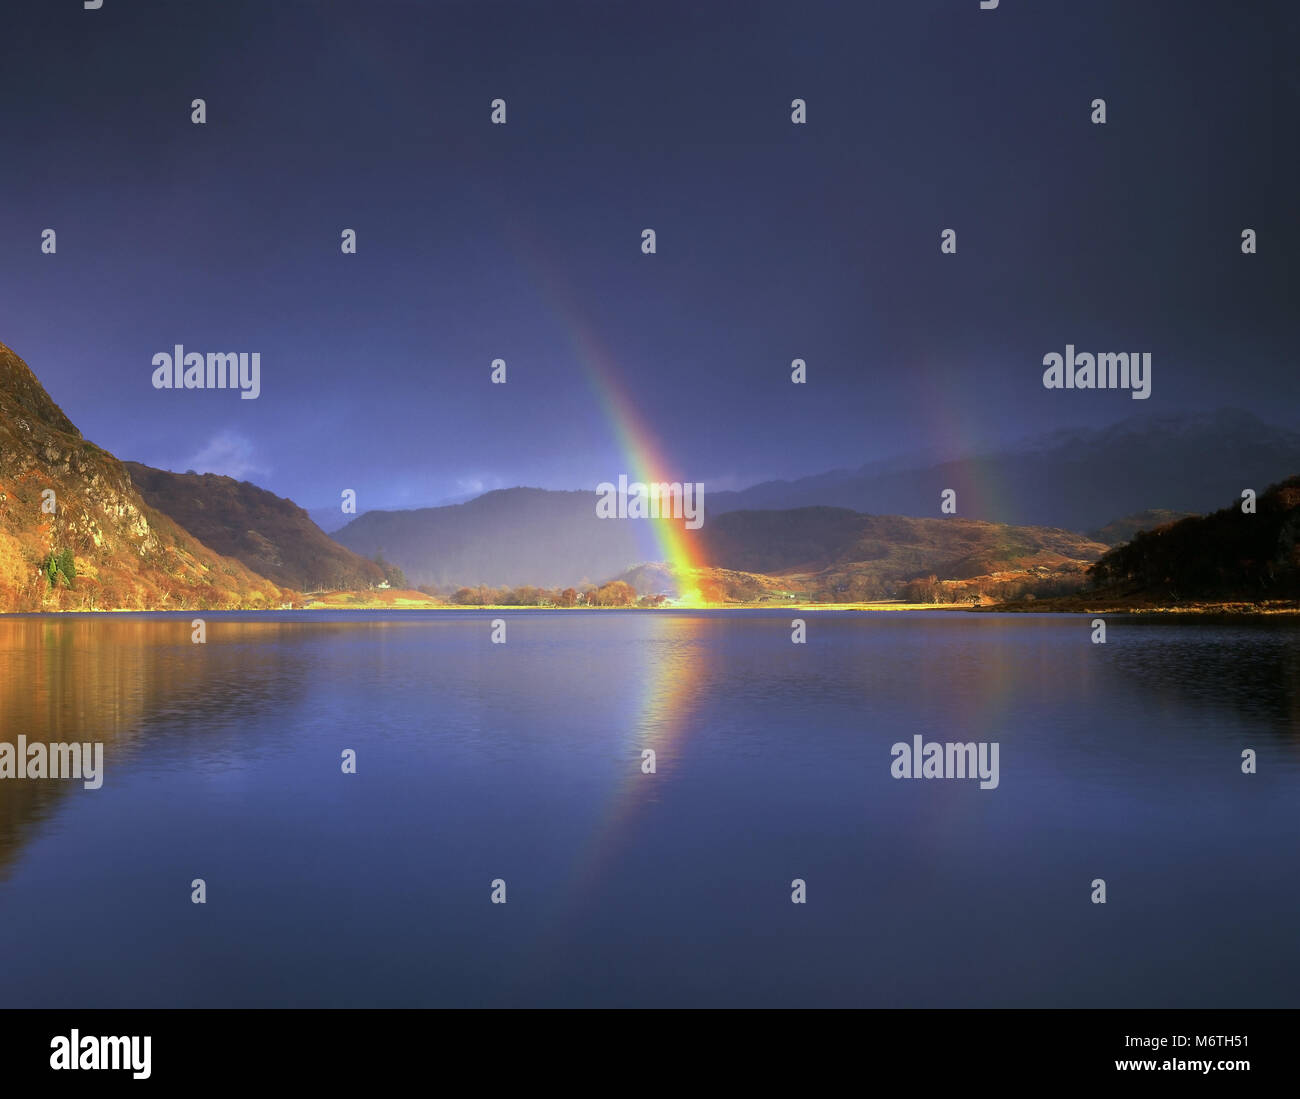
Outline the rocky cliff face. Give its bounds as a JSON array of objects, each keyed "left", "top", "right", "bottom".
[{"left": 0, "top": 340, "right": 289, "bottom": 611}]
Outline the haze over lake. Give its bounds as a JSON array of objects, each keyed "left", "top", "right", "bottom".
[{"left": 1, "top": 611, "right": 1297, "bottom": 1008}]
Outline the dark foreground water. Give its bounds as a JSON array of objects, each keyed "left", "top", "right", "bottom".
[{"left": 0, "top": 611, "right": 1296, "bottom": 1007}]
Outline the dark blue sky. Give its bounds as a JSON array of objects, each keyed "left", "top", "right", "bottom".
[{"left": 1, "top": 0, "right": 1295, "bottom": 514}]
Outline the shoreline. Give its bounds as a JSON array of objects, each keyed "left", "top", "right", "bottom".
[
  {"left": 977, "top": 598, "right": 1300, "bottom": 616},
  {"left": 6, "top": 599, "right": 1298, "bottom": 616}
]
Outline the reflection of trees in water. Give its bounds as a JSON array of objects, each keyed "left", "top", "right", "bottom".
[
  {"left": 1108, "top": 619, "right": 1300, "bottom": 743},
  {"left": 0, "top": 617, "right": 331, "bottom": 880},
  {"left": 1280, "top": 638, "right": 1300, "bottom": 738}
]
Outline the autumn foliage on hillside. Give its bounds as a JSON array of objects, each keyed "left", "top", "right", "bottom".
[
  {"left": 0, "top": 341, "right": 291, "bottom": 612},
  {"left": 124, "top": 462, "right": 387, "bottom": 592},
  {"left": 695, "top": 506, "right": 1108, "bottom": 602}
]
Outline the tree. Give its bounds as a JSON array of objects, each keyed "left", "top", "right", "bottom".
[
  {"left": 902, "top": 574, "right": 938, "bottom": 603},
  {"left": 593, "top": 580, "right": 636, "bottom": 607},
  {"left": 371, "top": 552, "right": 406, "bottom": 589},
  {"left": 42, "top": 548, "right": 75, "bottom": 589}
]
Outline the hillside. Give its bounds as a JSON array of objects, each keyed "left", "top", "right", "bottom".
[
  {"left": 1086, "top": 476, "right": 1300, "bottom": 603},
  {"left": 0, "top": 341, "right": 289, "bottom": 612},
  {"left": 333, "top": 487, "right": 648, "bottom": 590},
  {"left": 694, "top": 507, "right": 1109, "bottom": 601},
  {"left": 124, "top": 463, "right": 386, "bottom": 592},
  {"left": 1087, "top": 509, "right": 1198, "bottom": 547},
  {"left": 595, "top": 508, "right": 1107, "bottom": 603}
]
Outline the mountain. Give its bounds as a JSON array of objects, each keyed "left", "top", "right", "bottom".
[
  {"left": 699, "top": 507, "right": 1103, "bottom": 574},
  {"left": 335, "top": 480, "right": 1111, "bottom": 599},
  {"left": 0, "top": 341, "right": 288, "bottom": 612},
  {"left": 706, "top": 410, "right": 1300, "bottom": 532},
  {"left": 1087, "top": 509, "right": 1198, "bottom": 547},
  {"left": 691, "top": 507, "right": 1109, "bottom": 602},
  {"left": 332, "top": 487, "right": 650, "bottom": 590},
  {"left": 329, "top": 408, "right": 1300, "bottom": 593},
  {"left": 309, "top": 491, "right": 489, "bottom": 535},
  {"left": 308, "top": 506, "right": 350, "bottom": 534},
  {"left": 124, "top": 463, "right": 386, "bottom": 592},
  {"left": 1088, "top": 476, "right": 1300, "bottom": 603}
]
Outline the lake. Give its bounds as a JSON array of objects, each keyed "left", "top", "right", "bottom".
[{"left": 1, "top": 610, "right": 1297, "bottom": 1007}]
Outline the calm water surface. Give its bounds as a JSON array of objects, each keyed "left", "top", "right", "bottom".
[{"left": 0, "top": 611, "right": 1296, "bottom": 1007}]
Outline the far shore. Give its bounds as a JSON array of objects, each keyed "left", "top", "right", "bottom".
[
  {"left": 297, "top": 593, "right": 1300, "bottom": 614},
  {"left": 9, "top": 598, "right": 1298, "bottom": 616},
  {"left": 979, "top": 597, "right": 1300, "bottom": 616}
]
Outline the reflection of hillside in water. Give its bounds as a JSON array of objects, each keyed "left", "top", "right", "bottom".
[
  {"left": 3, "top": 614, "right": 1298, "bottom": 886},
  {"left": 0, "top": 616, "right": 330, "bottom": 881}
]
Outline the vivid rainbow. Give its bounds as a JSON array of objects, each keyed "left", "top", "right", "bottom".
[
  {"left": 565, "top": 316, "right": 706, "bottom": 604},
  {"left": 507, "top": 227, "right": 708, "bottom": 604}
]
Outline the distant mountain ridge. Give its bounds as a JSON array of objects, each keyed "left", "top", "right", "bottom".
[
  {"left": 705, "top": 409, "right": 1300, "bottom": 532},
  {"left": 333, "top": 487, "right": 649, "bottom": 589},
  {"left": 334, "top": 484, "right": 1109, "bottom": 599},
  {"left": 327, "top": 409, "right": 1297, "bottom": 593},
  {"left": 7, "top": 335, "right": 1291, "bottom": 609}
]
